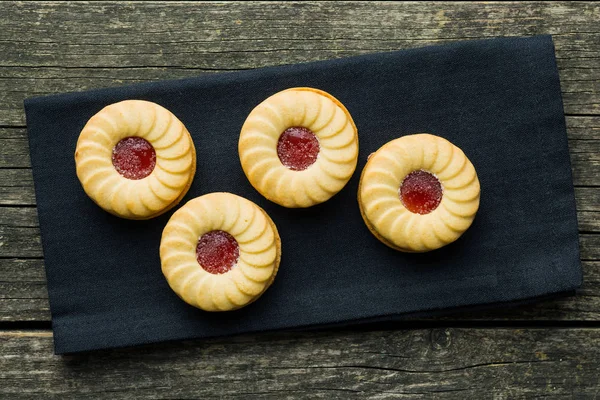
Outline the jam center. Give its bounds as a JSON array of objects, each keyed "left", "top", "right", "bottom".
[
  {"left": 277, "top": 127, "right": 320, "bottom": 171},
  {"left": 112, "top": 137, "right": 156, "bottom": 180},
  {"left": 400, "top": 170, "right": 443, "bottom": 215},
  {"left": 196, "top": 230, "right": 240, "bottom": 275}
]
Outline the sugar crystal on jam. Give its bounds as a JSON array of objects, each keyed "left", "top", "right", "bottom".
[
  {"left": 112, "top": 137, "right": 156, "bottom": 180},
  {"left": 277, "top": 127, "right": 320, "bottom": 171},
  {"left": 400, "top": 170, "right": 443, "bottom": 214},
  {"left": 196, "top": 230, "right": 240, "bottom": 274}
]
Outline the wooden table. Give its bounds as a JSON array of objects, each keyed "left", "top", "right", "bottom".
[{"left": 1, "top": 2, "right": 599, "bottom": 398}]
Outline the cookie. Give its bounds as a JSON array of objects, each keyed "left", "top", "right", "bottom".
[
  {"left": 358, "top": 134, "right": 480, "bottom": 252},
  {"left": 75, "top": 100, "right": 196, "bottom": 219},
  {"left": 160, "top": 192, "right": 281, "bottom": 312},
  {"left": 239, "top": 87, "right": 359, "bottom": 208}
]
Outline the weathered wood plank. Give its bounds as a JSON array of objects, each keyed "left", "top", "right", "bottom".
[
  {"left": 0, "top": 204, "right": 598, "bottom": 259},
  {"left": 7, "top": 190, "right": 600, "bottom": 233},
  {"left": 0, "top": 165, "right": 596, "bottom": 206},
  {"left": 1, "top": 116, "right": 599, "bottom": 205},
  {"left": 3, "top": 190, "right": 596, "bottom": 323},
  {"left": 571, "top": 153, "right": 600, "bottom": 187},
  {"left": 0, "top": 2, "right": 598, "bottom": 396},
  {"left": 0, "top": 234, "right": 597, "bottom": 323},
  {"left": 575, "top": 187, "right": 600, "bottom": 210},
  {"left": 0, "top": 199, "right": 597, "bottom": 323},
  {"left": 578, "top": 211, "right": 600, "bottom": 232},
  {"left": 580, "top": 234, "right": 600, "bottom": 260},
  {"left": 567, "top": 116, "right": 600, "bottom": 140},
  {"left": 0, "top": 153, "right": 596, "bottom": 206},
  {"left": 0, "top": 1, "right": 599, "bottom": 125},
  {"left": 0, "top": 225, "right": 42, "bottom": 257},
  {"left": 0, "top": 146, "right": 597, "bottom": 318},
  {"left": 0, "top": 109, "right": 599, "bottom": 320},
  {"left": 1, "top": 257, "right": 599, "bottom": 323},
  {"left": 4, "top": 115, "right": 600, "bottom": 168},
  {"left": 0, "top": 169, "right": 34, "bottom": 206},
  {"left": 0, "top": 259, "right": 49, "bottom": 322},
  {"left": 0, "top": 328, "right": 599, "bottom": 398},
  {"left": 0, "top": 207, "right": 38, "bottom": 227},
  {"left": 0, "top": 139, "right": 30, "bottom": 168},
  {"left": 0, "top": 128, "right": 26, "bottom": 139}
]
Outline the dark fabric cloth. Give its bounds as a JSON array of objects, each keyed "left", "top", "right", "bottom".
[{"left": 24, "top": 35, "right": 581, "bottom": 354}]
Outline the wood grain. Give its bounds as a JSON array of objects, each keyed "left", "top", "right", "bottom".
[
  {"left": 1, "top": 328, "right": 599, "bottom": 398},
  {"left": 1, "top": 116, "right": 600, "bottom": 205},
  {"left": 0, "top": 1, "right": 599, "bottom": 397},
  {"left": 0, "top": 2, "right": 599, "bottom": 324},
  {"left": 2, "top": 258, "right": 599, "bottom": 323},
  {"left": 0, "top": 191, "right": 596, "bottom": 235},
  {"left": 0, "top": 2, "right": 599, "bottom": 126}
]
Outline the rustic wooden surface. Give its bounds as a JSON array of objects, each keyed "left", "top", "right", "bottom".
[
  {"left": 1, "top": 1, "right": 599, "bottom": 398},
  {"left": 2, "top": 328, "right": 600, "bottom": 398}
]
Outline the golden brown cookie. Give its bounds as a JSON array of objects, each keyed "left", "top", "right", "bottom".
[
  {"left": 160, "top": 192, "right": 281, "bottom": 312},
  {"left": 75, "top": 100, "right": 196, "bottom": 220},
  {"left": 239, "top": 87, "right": 359, "bottom": 208},
  {"left": 358, "top": 134, "right": 480, "bottom": 252}
]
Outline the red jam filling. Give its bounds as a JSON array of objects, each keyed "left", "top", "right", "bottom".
[
  {"left": 196, "top": 230, "right": 240, "bottom": 275},
  {"left": 277, "top": 127, "right": 320, "bottom": 171},
  {"left": 400, "top": 170, "right": 443, "bottom": 215},
  {"left": 111, "top": 137, "right": 156, "bottom": 180}
]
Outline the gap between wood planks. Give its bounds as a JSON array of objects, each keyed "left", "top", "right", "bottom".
[{"left": 5, "top": 319, "right": 600, "bottom": 333}]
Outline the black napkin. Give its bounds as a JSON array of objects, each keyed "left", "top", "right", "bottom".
[{"left": 24, "top": 35, "right": 581, "bottom": 354}]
